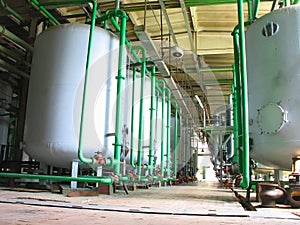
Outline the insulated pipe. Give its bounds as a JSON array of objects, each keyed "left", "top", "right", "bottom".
[
  {"left": 0, "top": 0, "right": 25, "bottom": 24},
  {"left": 156, "top": 80, "right": 166, "bottom": 177},
  {"left": 237, "top": 0, "right": 250, "bottom": 189},
  {"left": 0, "top": 26, "right": 33, "bottom": 52},
  {"left": 171, "top": 100, "right": 178, "bottom": 177},
  {"left": 165, "top": 87, "right": 171, "bottom": 177},
  {"left": 0, "top": 172, "right": 114, "bottom": 184},
  {"left": 77, "top": 0, "right": 98, "bottom": 165},
  {"left": 148, "top": 66, "right": 156, "bottom": 175}
]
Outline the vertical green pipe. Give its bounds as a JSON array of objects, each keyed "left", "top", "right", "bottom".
[
  {"left": 247, "top": 0, "right": 253, "bottom": 21},
  {"left": 171, "top": 100, "right": 178, "bottom": 177},
  {"left": 232, "top": 68, "right": 239, "bottom": 165},
  {"left": 165, "top": 88, "right": 171, "bottom": 178},
  {"left": 237, "top": 0, "right": 250, "bottom": 189},
  {"left": 77, "top": 1, "right": 98, "bottom": 165},
  {"left": 114, "top": 15, "right": 128, "bottom": 175},
  {"left": 137, "top": 59, "right": 146, "bottom": 176},
  {"left": 154, "top": 90, "right": 159, "bottom": 169},
  {"left": 130, "top": 67, "right": 137, "bottom": 168},
  {"left": 293, "top": 0, "right": 300, "bottom": 4},
  {"left": 156, "top": 80, "right": 166, "bottom": 177},
  {"left": 232, "top": 28, "right": 242, "bottom": 166},
  {"left": 149, "top": 66, "right": 156, "bottom": 175},
  {"left": 253, "top": 0, "right": 260, "bottom": 19}
]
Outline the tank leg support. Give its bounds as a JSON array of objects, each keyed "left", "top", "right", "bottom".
[{"left": 70, "top": 160, "right": 79, "bottom": 189}]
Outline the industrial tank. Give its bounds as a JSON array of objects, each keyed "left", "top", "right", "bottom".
[
  {"left": 24, "top": 23, "right": 131, "bottom": 168},
  {"left": 246, "top": 5, "right": 300, "bottom": 170}
]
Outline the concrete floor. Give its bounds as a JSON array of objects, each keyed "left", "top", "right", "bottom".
[{"left": 0, "top": 182, "right": 299, "bottom": 225}]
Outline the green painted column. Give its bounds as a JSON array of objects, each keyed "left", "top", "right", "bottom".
[
  {"left": 149, "top": 66, "right": 156, "bottom": 175},
  {"left": 237, "top": 0, "right": 250, "bottom": 189},
  {"left": 114, "top": 14, "right": 128, "bottom": 176}
]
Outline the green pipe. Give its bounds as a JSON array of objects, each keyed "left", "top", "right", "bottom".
[
  {"left": 237, "top": 0, "right": 250, "bottom": 189},
  {"left": 98, "top": 13, "right": 148, "bottom": 72},
  {"left": 0, "top": 26, "right": 33, "bottom": 52},
  {"left": 171, "top": 100, "right": 178, "bottom": 177},
  {"left": 231, "top": 68, "right": 239, "bottom": 165},
  {"left": 231, "top": 29, "right": 242, "bottom": 166},
  {"left": 77, "top": 0, "right": 98, "bottom": 165},
  {"left": 0, "top": 0, "right": 25, "bottom": 24},
  {"left": 113, "top": 13, "right": 128, "bottom": 176},
  {"left": 156, "top": 80, "right": 166, "bottom": 177},
  {"left": 39, "top": 0, "right": 95, "bottom": 6},
  {"left": 253, "top": 0, "right": 260, "bottom": 19},
  {"left": 130, "top": 67, "right": 137, "bottom": 168},
  {"left": 149, "top": 66, "right": 156, "bottom": 175},
  {"left": 293, "top": 0, "right": 300, "bottom": 4},
  {"left": 165, "top": 87, "right": 171, "bottom": 178},
  {"left": 247, "top": 0, "right": 253, "bottom": 21},
  {"left": 29, "top": 0, "right": 60, "bottom": 26},
  {"left": 154, "top": 90, "right": 160, "bottom": 169},
  {"left": 0, "top": 172, "right": 114, "bottom": 184},
  {"left": 134, "top": 47, "right": 147, "bottom": 177}
]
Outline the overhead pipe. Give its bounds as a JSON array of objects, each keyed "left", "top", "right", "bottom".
[
  {"left": 0, "top": 0, "right": 25, "bottom": 24},
  {"left": 0, "top": 26, "right": 33, "bottom": 52},
  {"left": 29, "top": 0, "right": 60, "bottom": 25},
  {"left": 237, "top": 0, "right": 250, "bottom": 189}
]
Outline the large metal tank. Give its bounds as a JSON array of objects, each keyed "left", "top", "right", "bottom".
[
  {"left": 246, "top": 5, "right": 300, "bottom": 170},
  {"left": 25, "top": 23, "right": 130, "bottom": 168}
]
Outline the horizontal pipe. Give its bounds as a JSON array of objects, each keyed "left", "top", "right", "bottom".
[
  {"left": 0, "top": 0, "right": 25, "bottom": 24},
  {"left": 0, "top": 26, "right": 33, "bottom": 52},
  {"left": 29, "top": 0, "right": 60, "bottom": 26},
  {"left": 0, "top": 59, "right": 30, "bottom": 79},
  {"left": 0, "top": 172, "right": 114, "bottom": 184}
]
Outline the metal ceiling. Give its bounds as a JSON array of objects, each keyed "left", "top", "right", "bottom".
[{"left": 0, "top": 0, "right": 274, "bottom": 127}]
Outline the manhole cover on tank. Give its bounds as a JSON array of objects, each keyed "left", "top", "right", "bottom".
[{"left": 257, "top": 103, "right": 287, "bottom": 134}]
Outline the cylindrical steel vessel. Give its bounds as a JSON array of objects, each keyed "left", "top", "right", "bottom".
[
  {"left": 246, "top": 5, "right": 300, "bottom": 170},
  {"left": 25, "top": 24, "right": 129, "bottom": 168}
]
